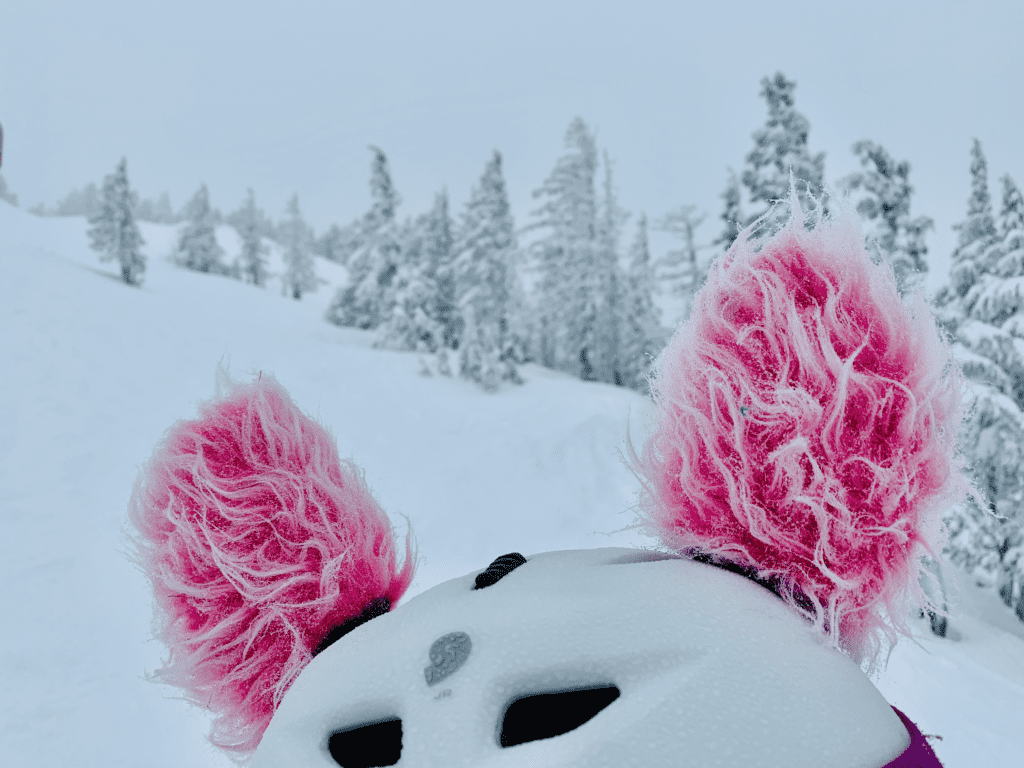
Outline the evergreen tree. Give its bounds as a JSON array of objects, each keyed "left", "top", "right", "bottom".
[
  {"left": 655, "top": 204, "right": 706, "bottom": 321},
  {"left": 844, "top": 140, "right": 933, "bottom": 293},
  {"left": 947, "top": 139, "right": 999, "bottom": 304},
  {"left": 740, "top": 72, "right": 825, "bottom": 234},
  {"left": 618, "top": 214, "right": 663, "bottom": 392},
  {"left": 314, "top": 221, "right": 361, "bottom": 265},
  {"left": 177, "top": 183, "right": 228, "bottom": 274},
  {"left": 423, "top": 191, "right": 459, "bottom": 350},
  {"left": 153, "top": 191, "right": 176, "bottom": 223},
  {"left": 529, "top": 117, "right": 600, "bottom": 378},
  {"left": 87, "top": 158, "right": 146, "bottom": 286},
  {"left": 55, "top": 182, "right": 100, "bottom": 217},
  {"left": 457, "top": 304, "right": 504, "bottom": 391},
  {"left": 595, "top": 151, "right": 629, "bottom": 385},
  {"left": 280, "top": 194, "right": 318, "bottom": 300},
  {"left": 374, "top": 198, "right": 448, "bottom": 355},
  {"left": 451, "top": 150, "right": 522, "bottom": 388},
  {"left": 991, "top": 175, "right": 1024, "bottom": 281},
  {"left": 136, "top": 197, "right": 156, "bottom": 222},
  {"left": 374, "top": 258, "right": 444, "bottom": 354},
  {"left": 937, "top": 142, "right": 1024, "bottom": 622},
  {"left": 326, "top": 146, "right": 403, "bottom": 329},
  {"left": 713, "top": 169, "right": 744, "bottom": 249},
  {"left": 226, "top": 194, "right": 274, "bottom": 239},
  {"left": 234, "top": 188, "right": 269, "bottom": 287},
  {"left": 135, "top": 192, "right": 178, "bottom": 224}
]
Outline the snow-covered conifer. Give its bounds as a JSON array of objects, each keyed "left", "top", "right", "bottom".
[
  {"left": 87, "top": 158, "right": 146, "bottom": 286},
  {"left": 326, "top": 146, "right": 403, "bottom": 329},
  {"left": 617, "top": 214, "right": 663, "bottom": 392},
  {"left": 226, "top": 196, "right": 273, "bottom": 240},
  {"left": 374, "top": 265, "right": 443, "bottom": 354},
  {"left": 529, "top": 117, "right": 600, "bottom": 378},
  {"left": 153, "top": 192, "right": 176, "bottom": 223},
  {"left": 655, "top": 204, "right": 706, "bottom": 322},
  {"left": 135, "top": 197, "right": 156, "bottom": 222},
  {"left": 280, "top": 194, "right": 318, "bottom": 300},
  {"left": 177, "top": 184, "right": 228, "bottom": 275},
  {"left": 936, "top": 143, "right": 1024, "bottom": 621},
  {"left": 374, "top": 199, "right": 448, "bottom": 355},
  {"left": 845, "top": 140, "right": 933, "bottom": 293},
  {"left": 457, "top": 303, "right": 503, "bottom": 391},
  {"left": 713, "top": 169, "right": 743, "bottom": 249},
  {"left": 593, "top": 152, "right": 629, "bottom": 385},
  {"left": 54, "top": 182, "right": 100, "bottom": 217},
  {"left": 741, "top": 73, "right": 825, "bottom": 233},
  {"left": 233, "top": 188, "right": 270, "bottom": 287},
  {"left": 135, "top": 192, "right": 178, "bottom": 224},
  {"left": 451, "top": 151, "right": 522, "bottom": 387},
  {"left": 419, "top": 191, "right": 458, "bottom": 350},
  {"left": 981, "top": 175, "right": 1024, "bottom": 282},
  {"left": 314, "top": 221, "right": 361, "bottom": 265},
  {"left": 948, "top": 140, "right": 999, "bottom": 305}
]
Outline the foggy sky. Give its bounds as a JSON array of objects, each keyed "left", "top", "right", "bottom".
[{"left": 2, "top": 0, "right": 1021, "bottom": 291}]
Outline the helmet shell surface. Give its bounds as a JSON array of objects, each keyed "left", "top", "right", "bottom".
[{"left": 252, "top": 548, "right": 910, "bottom": 768}]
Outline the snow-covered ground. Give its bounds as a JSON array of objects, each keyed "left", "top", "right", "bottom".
[{"left": 1, "top": 201, "right": 1021, "bottom": 766}]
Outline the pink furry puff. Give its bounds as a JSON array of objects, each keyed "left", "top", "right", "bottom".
[
  {"left": 635, "top": 197, "right": 968, "bottom": 667},
  {"left": 128, "top": 373, "right": 414, "bottom": 756}
]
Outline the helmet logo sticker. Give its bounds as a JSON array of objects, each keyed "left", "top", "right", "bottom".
[{"left": 424, "top": 632, "right": 471, "bottom": 686}]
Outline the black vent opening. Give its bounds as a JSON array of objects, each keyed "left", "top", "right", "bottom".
[
  {"left": 499, "top": 685, "right": 620, "bottom": 748},
  {"left": 475, "top": 552, "right": 527, "bottom": 589},
  {"left": 327, "top": 718, "right": 402, "bottom": 768}
]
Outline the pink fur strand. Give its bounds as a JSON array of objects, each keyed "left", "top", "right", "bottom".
[
  {"left": 635, "top": 197, "right": 968, "bottom": 667},
  {"left": 128, "top": 373, "right": 415, "bottom": 756}
]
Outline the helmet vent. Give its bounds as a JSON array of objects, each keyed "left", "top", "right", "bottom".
[
  {"left": 499, "top": 685, "right": 620, "bottom": 748},
  {"left": 327, "top": 718, "right": 401, "bottom": 768},
  {"left": 474, "top": 552, "right": 527, "bottom": 589}
]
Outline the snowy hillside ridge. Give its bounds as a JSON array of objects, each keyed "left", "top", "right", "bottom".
[{"left": 1, "top": 199, "right": 1022, "bottom": 767}]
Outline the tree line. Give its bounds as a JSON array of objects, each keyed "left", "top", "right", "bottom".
[{"left": 25, "top": 71, "right": 1024, "bottom": 621}]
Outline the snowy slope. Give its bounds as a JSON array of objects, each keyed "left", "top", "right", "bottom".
[{"left": 1, "top": 200, "right": 1022, "bottom": 767}]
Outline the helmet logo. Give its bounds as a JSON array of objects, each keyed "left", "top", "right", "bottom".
[{"left": 424, "top": 632, "right": 471, "bottom": 686}]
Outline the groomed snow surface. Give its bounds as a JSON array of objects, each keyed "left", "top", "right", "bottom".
[{"left": 1, "top": 201, "right": 1021, "bottom": 766}]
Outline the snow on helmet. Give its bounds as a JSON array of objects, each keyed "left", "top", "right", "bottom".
[{"left": 251, "top": 546, "right": 910, "bottom": 768}]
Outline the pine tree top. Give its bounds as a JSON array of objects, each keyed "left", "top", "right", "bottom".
[
  {"left": 629, "top": 213, "right": 651, "bottom": 269},
  {"left": 951, "top": 140, "right": 999, "bottom": 286},
  {"left": 461, "top": 151, "right": 515, "bottom": 253},
  {"left": 367, "top": 145, "right": 400, "bottom": 228},
  {"left": 742, "top": 73, "right": 824, "bottom": 221},
  {"left": 999, "top": 175, "right": 1024, "bottom": 237},
  {"left": 530, "top": 117, "right": 598, "bottom": 237},
  {"left": 955, "top": 139, "right": 998, "bottom": 253}
]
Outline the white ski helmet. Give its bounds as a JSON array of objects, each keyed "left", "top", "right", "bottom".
[{"left": 252, "top": 547, "right": 909, "bottom": 768}]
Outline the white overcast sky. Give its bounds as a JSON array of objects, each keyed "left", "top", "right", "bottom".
[{"left": 2, "top": 0, "right": 1021, "bottom": 288}]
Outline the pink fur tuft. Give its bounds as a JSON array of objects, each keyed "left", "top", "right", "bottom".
[
  {"left": 128, "top": 373, "right": 414, "bottom": 756},
  {"left": 635, "top": 197, "right": 968, "bottom": 666}
]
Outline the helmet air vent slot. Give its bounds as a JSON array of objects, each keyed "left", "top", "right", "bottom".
[
  {"left": 327, "top": 718, "right": 401, "bottom": 767},
  {"left": 474, "top": 552, "right": 527, "bottom": 589},
  {"left": 499, "top": 685, "right": 620, "bottom": 748}
]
